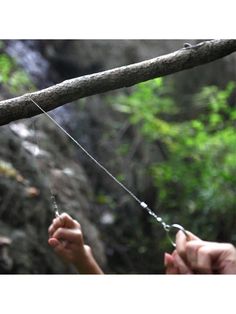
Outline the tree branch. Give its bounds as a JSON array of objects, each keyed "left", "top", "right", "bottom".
[{"left": 0, "top": 39, "right": 236, "bottom": 126}]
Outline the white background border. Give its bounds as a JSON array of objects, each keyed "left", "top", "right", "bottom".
[{"left": 0, "top": 1, "right": 235, "bottom": 313}]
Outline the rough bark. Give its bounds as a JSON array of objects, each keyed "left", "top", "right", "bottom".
[{"left": 0, "top": 39, "right": 236, "bottom": 126}]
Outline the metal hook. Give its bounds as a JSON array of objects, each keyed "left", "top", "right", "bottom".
[{"left": 166, "top": 223, "right": 189, "bottom": 247}]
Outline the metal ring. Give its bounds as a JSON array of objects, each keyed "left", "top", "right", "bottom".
[{"left": 166, "top": 223, "right": 188, "bottom": 247}]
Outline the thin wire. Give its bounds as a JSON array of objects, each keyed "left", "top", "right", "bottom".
[
  {"left": 28, "top": 96, "right": 187, "bottom": 246},
  {"left": 29, "top": 97, "right": 143, "bottom": 205},
  {"left": 32, "top": 118, "right": 60, "bottom": 218}
]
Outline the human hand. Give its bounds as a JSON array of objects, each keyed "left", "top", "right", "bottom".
[
  {"left": 48, "top": 213, "right": 103, "bottom": 274},
  {"left": 164, "top": 231, "right": 236, "bottom": 274}
]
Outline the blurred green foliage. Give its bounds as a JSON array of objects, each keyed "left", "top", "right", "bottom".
[
  {"left": 114, "top": 78, "right": 236, "bottom": 243},
  {"left": 0, "top": 44, "right": 35, "bottom": 94}
]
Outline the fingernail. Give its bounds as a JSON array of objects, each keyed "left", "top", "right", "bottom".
[{"left": 48, "top": 238, "right": 58, "bottom": 248}]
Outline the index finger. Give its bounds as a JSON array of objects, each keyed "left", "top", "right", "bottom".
[
  {"left": 48, "top": 213, "right": 80, "bottom": 237},
  {"left": 48, "top": 217, "right": 63, "bottom": 237},
  {"left": 59, "top": 213, "right": 81, "bottom": 229},
  {"left": 176, "top": 230, "right": 200, "bottom": 260}
]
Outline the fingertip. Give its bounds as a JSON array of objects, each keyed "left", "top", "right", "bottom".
[
  {"left": 176, "top": 230, "right": 186, "bottom": 241},
  {"left": 164, "top": 252, "right": 174, "bottom": 267},
  {"left": 48, "top": 237, "right": 60, "bottom": 248},
  {"left": 60, "top": 212, "right": 69, "bottom": 217},
  {"left": 59, "top": 213, "right": 80, "bottom": 229},
  {"left": 60, "top": 212, "right": 72, "bottom": 221}
]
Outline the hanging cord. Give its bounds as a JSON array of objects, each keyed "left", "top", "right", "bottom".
[
  {"left": 28, "top": 96, "right": 188, "bottom": 246},
  {"left": 32, "top": 119, "right": 60, "bottom": 218}
]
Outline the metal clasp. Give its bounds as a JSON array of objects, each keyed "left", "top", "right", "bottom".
[{"left": 166, "top": 223, "right": 189, "bottom": 247}]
